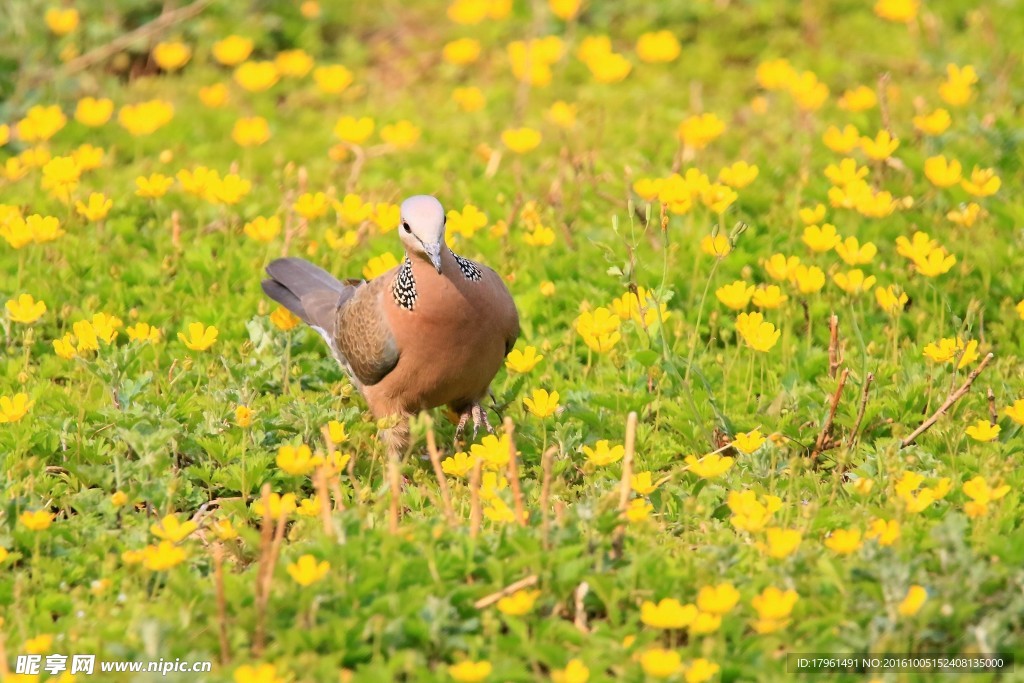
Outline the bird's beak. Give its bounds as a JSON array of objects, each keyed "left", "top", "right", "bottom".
[{"left": 424, "top": 241, "right": 443, "bottom": 274}]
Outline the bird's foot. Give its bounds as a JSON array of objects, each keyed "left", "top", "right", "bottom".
[
  {"left": 471, "top": 402, "right": 494, "bottom": 437},
  {"left": 453, "top": 402, "right": 495, "bottom": 449},
  {"left": 453, "top": 409, "right": 472, "bottom": 449}
]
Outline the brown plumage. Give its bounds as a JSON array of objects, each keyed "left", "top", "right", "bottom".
[{"left": 262, "top": 195, "right": 519, "bottom": 449}]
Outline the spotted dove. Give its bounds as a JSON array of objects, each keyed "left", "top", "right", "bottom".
[{"left": 261, "top": 195, "right": 520, "bottom": 451}]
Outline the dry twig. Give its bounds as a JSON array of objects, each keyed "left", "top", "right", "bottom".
[{"left": 901, "top": 353, "right": 995, "bottom": 448}]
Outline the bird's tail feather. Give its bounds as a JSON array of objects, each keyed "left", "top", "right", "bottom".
[{"left": 262, "top": 257, "right": 354, "bottom": 332}]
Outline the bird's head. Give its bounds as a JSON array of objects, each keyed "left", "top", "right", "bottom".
[{"left": 398, "top": 195, "right": 446, "bottom": 273}]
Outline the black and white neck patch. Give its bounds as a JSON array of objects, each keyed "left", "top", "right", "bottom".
[
  {"left": 452, "top": 251, "right": 483, "bottom": 281},
  {"left": 392, "top": 257, "right": 417, "bottom": 310}
]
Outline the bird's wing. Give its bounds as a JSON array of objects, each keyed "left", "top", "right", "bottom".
[{"left": 334, "top": 276, "right": 400, "bottom": 386}]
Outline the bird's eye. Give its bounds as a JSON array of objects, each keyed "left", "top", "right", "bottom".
[{"left": 403, "top": 222, "right": 411, "bottom": 233}]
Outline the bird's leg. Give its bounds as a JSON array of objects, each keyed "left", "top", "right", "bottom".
[
  {"left": 453, "top": 409, "right": 472, "bottom": 448},
  {"left": 382, "top": 416, "right": 411, "bottom": 533},
  {"left": 471, "top": 402, "right": 494, "bottom": 438}
]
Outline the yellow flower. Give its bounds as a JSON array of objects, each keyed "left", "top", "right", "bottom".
[
  {"left": 111, "top": 491, "right": 129, "bottom": 507},
  {"left": 523, "top": 225, "right": 556, "bottom": 247},
  {"left": 153, "top": 41, "right": 191, "bottom": 71},
  {"left": 198, "top": 83, "right": 230, "bottom": 108},
  {"left": 752, "top": 285, "right": 787, "bottom": 309},
  {"left": 582, "top": 440, "right": 624, "bottom": 466},
  {"left": 551, "top": 659, "right": 590, "bottom": 683},
  {"left": 764, "top": 527, "right": 802, "bottom": 559},
  {"left": 688, "top": 611, "right": 721, "bottom": 635},
  {"left": 824, "top": 528, "right": 862, "bottom": 555},
  {"left": 452, "top": 86, "right": 486, "bottom": 112},
  {"left": 443, "top": 38, "right": 482, "bottom": 65},
  {"left": 838, "top": 85, "right": 877, "bottom": 111},
  {"left": 523, "top": 388, "right": 560, "bottom": 418},
  {"left": 685, "top": 453, "right": 734, "bottom": 479},
  {"left": 875, "top": 0, "right": 918, "bottom": 22},
  {"left": 585, "top": 51, "right": 632, "bottom": 83},
  {"left": 274, "top": 48, "right": 314, "bottom": 77},
  {"left": 640, "top": 649, "right": 682, "bottom": 679},
  {"left": 362, "top": 252, "right": 399, "bottom": 280},
  {"left": 74, "top": 97, "right": 113, "bottom": 127},
  {"left": 735, "top": 312, "right": 780, "bottom": 352},
  {"left": 799, "top": 204, "right": 826, "bottom": 225},
  {"left": 704, "top": 184, "right": 737, "bottom": 216},
  {"left": 234, "top": 61, "right": 279, "bottom": 92},
  {"left": 787, "top": 70, "right": 829, "bottom": 110},
  {"left": 540, "top": 103, "right": 576, "bottom": 134},
  {"left": 751, "top": 586, "right": 798, "bottom": 633},
  {"left": 293, "top": 192, "right": 330, "bottom": 220},
  {"left": 717, "top": 160, "right": 758, "bottom": 188},
  {"left": 19, "top": 509, "right": 53, "bottom": 531},
  {"left": 277, "top": 444, "right": 320, "bottom": 475},
  {"left": 287, "top": 554, "right": 330, "bottom": 586},
  {"left": 822, "top": 124, "right": 860, "bottom": 153},
  {"left": 244, "top": 216, "right": 281, "bottom": 243},
  {"left": 1003, "top": 399, "right": 1024, "bottom": 425},
  {"left": 441, "top": 451, "right": 479, "bottom": 477},
  {"left": 251, "top": 492, "right": 297, "bottom": 519},
  {"left": 897, "top": 585, "right": 927, "bottom": 616},
  {"left": 625, "top": 497, "right": 654, "bottom": 522},
  {"left": 448, "top": 660, "right": 492, "bottom": 682},
  {"left": 697, "top": 582, "right": 740, "bottom": 614},
  {"left": 150, "top": 514, "right": 198, "bottom": 543},
  {"left": 0, "top": 124, "right": 8, "bottom": 147},
  {"left": 540, "top": 281, "right": 556, "bottom": 296},
  {"left": 177, "top": 322, "right": 219, "bottom": 351},
  {"left": 315, "top": 64, "right": 354, "bottom": 94},
  {"left": 728, "top": 491, "right": 782, "bottom": 533},
  {"left": 636, "top": 30, "right": 680, "bottom": 63},
  {"left": 732, "top": 429, "right": 766, "bottom": 454},
  {"left": 118, "top": 100, "right": 174, "bottom": 136},
  {"left": 961, "top": 166, "right": 1000, "bottom": 197},
  {"left": 90, "top": 312, "right": 122, "bottom": 344},
  {"left": 496, "top": 589, "right": 540, "bottom": 616},
  {"left": 142, "top": 541, "right": 187, "bottom": 571},
  {"left": 575, "top": 307, "right": 621, "bottom": 352},
  {"left": 331, "top": 116, "right": 375, "bottom": 146},
  {"left": 641, "top": 598, "right": 697, "bottom": 629},
  {"left": 501, "top": 127, "right": 542, "bottom": 153},
  {"left": 209, "top": 173, "right": 252, "bottom": 205},
  {"left": 232, "top": 116, "right": 271, "bottom": 147},
  {"left": 611, "top": 287, "right": 671, "bottom": 326},
  {"left": 825, "top": 157, "right": 869, "bottom": 186},
  {"left": 874, "top": 285, "right": 908, "bottom": 314},
  {"left": 962, "top": 476, "right": 1010, "bottom": 518},
  {"left": 505, "top": 345, "right": 543, "bottom": 373},
  {"left": 75, "top": 193, "right": 113, "bottom": 222},
  {"left": 912, "top": 248, "right": 956, "bottom": 278},
  {"left": 700, "top": 233, "right": 731, "bottom": 257},
  {"left": 913, "top": 108, "right": 951, "bottom": 135},
  {"left": 270, "top": 306, "right": 301, "bottom": 332},
  {"left": 45, "top": 7, "right": 79, "bottom": 34},
  {"left": 866, "top": 518, "right": 901, "bottom": 546},
  {"left": 233, "top": 663, "right": 285, "bottom": 683},
  {"left": 6, "top": 294, "right": 46, "bottom": 324},
  {"left": 212, "top": 518, "right": 238, "bottom": 540},
  {"left": 135, "top": 173, "right": 174, "bottom": 199},
  {"left": 832, "top": 269, "right": 876, "bottom": 295},
  {"left": 630, "top": 471, "right": 658, "bottom": 495},
  {"left": 793, "top": 265, "right": 826, "bottom": 294},
  {"left": 715, "top": 281, "right": 754, "bottom": 310},
  {"left": 549, "top": 0, "right": 582, "bottom": 20},
  {"left": 965, "top": 419, "right": 1000, "bottom": 442},
  {"left": 835, "top": 237, "right": 877, "bottom": 265},
  {"left": 234, "top": 405, "right": 254, "bottom": 428},
  {"left": 939, "top": 64, "right": 977, "bottom": 106},
  {"left": 677, "top": 113, "right": 725, "bottom": 149},
  {"left": 924, "top": 155, "right": 962, "bottom": 188},
  {"left": 0, "top": 393, "right": 34, "bottom": 423},
  {"left": 683, "top": 659, "right": 720, "bottom": 683},
  {"left": 212, "top": 35, "right": 254, "bottom": 66},
  {"left": 471, "top": 433, "right": 512, "bottom": 470},
  {"left": 763, "top": 253, "right": 801, "bottom": 282},
  {"left": 16, "top": 104, "right": 67, "bottom": 143},
  {"left": 381, "top": 120, "right": 420, "bottom": 149},
  {"left": 947, "top": 202, "right": 986, "bottom": 227}
]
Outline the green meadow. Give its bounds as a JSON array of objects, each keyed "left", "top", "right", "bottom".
[{"left": 1, "top": 0, "right": 1023, "bottom": 681}]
